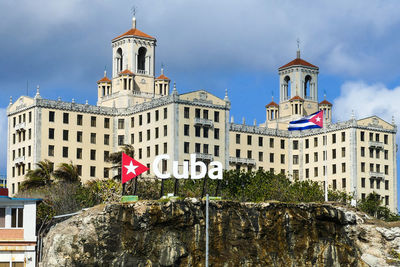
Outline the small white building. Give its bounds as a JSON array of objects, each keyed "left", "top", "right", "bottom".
[{"left": 0, "top": 188, "right": 41, "bottom": 267}]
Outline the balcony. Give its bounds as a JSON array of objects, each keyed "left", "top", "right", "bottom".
[
  {"left": 194, "top": 118, "right": 214, "bottom": 128},
  {"left": 369, "top": 141, "right": 384, "bottom": 150},
  {"left": 14, "top": 156, "right": 25, "bottom": 165},
  {"left": 195, "top": 153, "right": 214, "bottom": 161},
  {"left": 137, "top": 69, "right": 148, "bottom": 75},
  {"left": 229, "top": 157, "right": 256, "bottom": 166},
  {"left": 370, "top": 171, "right": 385, "bottom": 180},
  {"left": 15, "top": 122, "right": 26, "bottom": 132}
]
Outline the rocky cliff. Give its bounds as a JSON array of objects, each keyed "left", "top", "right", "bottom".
[{"left": 40, "top": 199, "right": 400, "bottom": 266}]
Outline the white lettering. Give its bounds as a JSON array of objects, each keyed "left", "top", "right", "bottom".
[
  {"left": 172, "top": 160, "right": 189, "bottom": 179},
  {"left": 153, "top": 154, "right": 170, "bottom": 179},
  {"left": 208, "top": 161, "right": 223, "bottom": 180},
  {"left": 190, "top": 154, "right": 207, "bottom": 179}
]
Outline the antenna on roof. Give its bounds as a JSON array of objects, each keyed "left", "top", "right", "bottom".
[
  {"left": 161, "top": 62, "right": 164, "bottom": 75},
  {"left": 131, "top": 5, "right": 137, "bottom": 28},
  {"left": 296, "top": 38, "right": 301, "bottom": 58}
]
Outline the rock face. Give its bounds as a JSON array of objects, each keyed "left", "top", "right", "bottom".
[{"left": 40, "top": 200, "right": 400, "bottom": 266}]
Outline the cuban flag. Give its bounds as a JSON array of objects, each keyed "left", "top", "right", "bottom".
[{"left": 288, "top": 110, "right": 324, "bottom": 131}]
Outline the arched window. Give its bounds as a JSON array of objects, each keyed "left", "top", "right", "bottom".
[
  {"left": 116, "top": 48, "right": 123, "bottom": 73},
  {"left": 304, "top": 75, "right": 312, "bottom": 98},
  {"left": 138, "top": 47, "right": 147, "bottom": 73},
  {"left": 284, "top": 76, "right": 290, "bottom": 100}
]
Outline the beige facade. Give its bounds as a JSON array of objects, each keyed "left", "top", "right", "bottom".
[{"left": 6, "top": 17, "right": 398, "bottom": 212}]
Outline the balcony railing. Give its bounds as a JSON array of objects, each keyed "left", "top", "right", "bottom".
[
  {"left": 369, "top": 141, "right": 384, "bottom": 150},
  {"left": 229, "top": 157, "right": 256, "bottom": 165},
  {"left": 194, "top": 118, "right": 214, "bottom": 128},
  {"left": 195, "top": 153, "right": 214, "bottom": 161},
  {"left": 15, "top": 122, "right": 26, "bottom": 132},
  {"left": 14, "top": 156, "right": 25, "bottom": 165},
  {"left": 370, "top": 171, "right": 385, "bottom": 180},
  {"left": 137, "top": 69, "right": 148, "bottom": 75}
]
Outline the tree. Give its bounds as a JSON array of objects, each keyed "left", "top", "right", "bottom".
[
  {"left": 20, "top": 159, "right": 54, "bottom": 190},
  {"left": 53, "top": 162, "right": 80, "bottom": 183}
]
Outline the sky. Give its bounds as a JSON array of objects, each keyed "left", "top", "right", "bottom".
[{"left": 1, "top": 0, "right": 400, "bottom": 203}]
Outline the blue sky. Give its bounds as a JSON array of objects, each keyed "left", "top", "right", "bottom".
[{"left": 1, "top": 0, "right": 400, "bottom": 205}]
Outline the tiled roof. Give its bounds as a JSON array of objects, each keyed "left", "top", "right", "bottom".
[
  {"left": 279, "top": 58, "right": 318, "bottom": 70},
  {"left": 289, "top": 96, "right": 304, "bottom": 101},
  {"left": 120, "top": 69, "right": 134, "bottom": 75},
  {"left": 156, "top": 74, "right": 170, "bottom": 80},
  {"left": 112, "top": 28, "right": 155, "bottom": 41},
  {"left": 97, "top": 76, "right": 111, "bottom": 83},
  {"left": 265, "top": 101, "right": 279, "bottom": 108},
  {"left": 319, "top": 99, "right": 332, "bottom": 106}
]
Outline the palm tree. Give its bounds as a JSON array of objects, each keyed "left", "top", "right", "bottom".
[
  {"left": 20, "top": 160, "right": 54, "bottom": 190},
  {"left": 53, "top": 162, "right": 80, "bottom": 183}
]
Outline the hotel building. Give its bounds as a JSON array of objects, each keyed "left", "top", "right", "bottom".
[{"left": 6, "top": 17, "right": 397, "bottom": 211}]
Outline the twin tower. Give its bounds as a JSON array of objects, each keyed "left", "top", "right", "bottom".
[{"left": 96, "top": 16, "right": 332, "bottom": 129}]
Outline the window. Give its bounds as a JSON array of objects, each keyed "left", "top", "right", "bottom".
[
  {"left": 385, "top": 196, "right": 389, "bottom": 206},
  {"left": 369, "top": 132, "right": 373, "bottom": 141},
  {"left": 361, "top": 178, "right": 365, "bottom": 188},
  {"left": 342, "top": 163, "right": 346, "bottom": 173},
  {"left": 270, "top": 153, "right": 274, "bottom": 163},
  {"left": 139, "top": 148, "right": 142, "bottom": 159},
  {"left": 104, "top": 151, "right": 109, "bottom": 161},
  {"left": 104, "top": 168, "right": 109, "bottom": 178},
  {"left": 376, "top": 150, "right": 380, "bottom": 159},
  {"left": 333, "top": 180, "right": 337, "bottom": 190},
  {"left": 258, "top": 152, "right": 263, "bottom": 161},
  {"left": 203, "top": 144, "right": 209, "bottom": 154},
  {"left": 214, "top": 111, "right": 219, "bottom": 122},
  {"left": 184, "top": 107, "right": 190, "bottom": 118},
  {"left": 147, "top": 129, "right": 151, "bottom": 141},
  {"left": 48, "top": 145, "right": 54, "bottom": 157},
  {"left": 49, "top": 128, "right": 54, "bottom": 139},
  {"left": 139, "top": 115, "right": 143, "bottom": 125},
  {"left": 332, "top": 149, "right": 336, "bottom": 159},
  {"left": 90, "top": 149, "right": 96, "bottom": 160},
  {"left": 147, "top": 146, "right": 150, "bottom": 157},
  {"left": 305, "top": 169, "right": 309, "bottom": 178},
  {"left": 105, "top": 118, "right": 110, "bottom": 128},
  {"left": 203, "top": 110, "right": 209, "bottom": 119},
  {"left": 369, "top": 148, "right": 373, "bottom": 158},
  {"left": 147, "top": 112, "right": 151, "bottom": 124},
  {"left": 184, "top": 142, "right": 189, "bottom": 153},
  {"left": 236, "top": 134, "right": 240, "bottom": 144},
  {"left": 385, "top": 180, "right": 389, "bottom": 190},
  {"left": 130, "top": 117, "right": 134, "bottom": 128},
  {"left": 332, "top": 164, "right": 336, "bottom": 174},
  {"left": 341, "top": 147, "right": 345, "bottom": 157},
  {"left": 293, "top": 141, "right": 298, "bottom": 150},
  {"left": 360, "top": 131, "right": 365, "bottom": 141},
  {"left": 164, "top": 108, "right": 168, "bottom": 119},
  {"left": 0, "top": 208, "right": 5, "bottom": 228},
  {"left": 384, "top": 150, "right": 388, "bottom": 160},
  {"left": 91, "top": 116, "right": 96, "bottom": 127},
  {"left": 377, "top": 180, "right": 381, "bottom": 189},
  {"left": 385, "top": 165, "right": 389, "bottom": 175},
  {"left": 118, "top": 135, "right": 124, "bottom": 145},
  {"left": 49, "top": 111, "right": 55, "bottom": 122},
  {"left": 305, "top": 154, "right": 309, "bottom": 163},
  {"left": 11, "top": 208, "right": 23, "bottom": 228},
  {"left": 195, "top": 126, "right": 201, "bottom": 137},
  {"left": 314, "top": 137, "right": 318, "bottom": 147},
  {"left": 384, "top": 134, "right": 388, "bottom": 144},
  {"left": 342, "top": 178, "right": 346, "bottom": 189},
  {"left": 91, "top": 133, "right": 96, "bottom": 144},
  {"left": 361, "top": 162, "right": 365, "bottom": 172},
  {"left": 118, "top": 119, "right": 124, "bottom": 129},
  {"left": 214, "top": 128, "right": 220, "bottom": 140},
  {"left": 247, "top": 150, "right": 252, "bottom": 159},
  {"left": 139, "top": 132, "right": 142, "bottom": 142},
  {"left": 258, "top": 137, "right": 263, "bottom": 147},
  {"left": 293, "top": 155, "right": 298, "bottom": 165},
  {"left": 195, "top": 108, "right": 201, "bottom": 118},
  {"left": 164, "top": 143, "right": 167, "bottom": 153},
  {"left": 332, "top": 134, "right": 336, "bottom": 144},
  {"left": 370, "top": 179, "right": 374, "bottom": 189},
  {"left": 376, "top": 133, "right": 380, "bottom": 142},
  {"left": 203, "top": 128, "right": 209, "bottom": 138},
  {"left": 155, "top": 110, "right": 159, "bottom": 121},
  {"left": 281, "top": 139, "right": 285, "bottom": 149},
  {"left": 164, "top": 125, "right": 168, "bottom": 136},
  {"left": 341, "top": 132, "right": 345, "bottom": 142},
  {"left": 155, "top": 127, "right": 159, "bottom": 139},
  {"left": 314, "top": 152, "right": 318, "bottom": 162},
  {"left": 29, "top": 111, "right": 32, "bottom": 123},
  {"left": 247, "top": 135, "right": 252, "bottom": 145},
  {"left": 104, "top": 134, "right": 110, "bottom": 145},
  {"left": 77, "top": 148, "right": 82, "bottom": 159},
  {"left": 62, "top": 147, "right": 68, "bottom": 158},
  {"left": 195, "top": 143, "right": 201, "bottom": 153},
  {"left": 214, "top": 145, "right": 220, "bottom": 157},
  {"left": 314, "top": 167, "right": 318, "bottom": 177},
  {"left": 63, "top": 113, "right": 69, "bottom": 124},
  {"left": 77, "top": 114, "right": 83, "bottom": 125},
  {"left": 361, "top": 147, "right": 365, "bottom": 157},
  {"left": 305, "top": 139, "right": 309, "bottom": 148},
  {"left": 155, "top": 145, "right": 159, "bottom": 156},
  {"left": 63, "top": 130, "right": 69, "bottom": 141},
  {"left": 90, "top": 166, "right": 96, "bottom": 177}
]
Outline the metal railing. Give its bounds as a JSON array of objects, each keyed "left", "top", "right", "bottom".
[
  {"left": 137, "top": 69, "right": 148, "bottom": 75},
  {"left": 195, "top": 153, "right": 214, "bottom": 161},
  {"left": 14, "top": 156, "right": 25, "bottom": 165},
  {"left": 15, "top": 122, "right": 26, "bottom": 131},
  {"left": 229, "top": 157, "right": 256, "bottom": 165},
  {"left": 194, "top": 118, "right": 214, "bottom": 128},
  {"left": 369, "top": 141, "right": 384, "bottom": 150},
  {"left": 370, "top": 171, "right": 385, "bottom": 180}
]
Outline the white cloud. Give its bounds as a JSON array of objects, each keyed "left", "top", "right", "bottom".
[
  {"left": 333, "top": 81, "right": 400, "bottom": 127},
  {"left": 0, "top": 109, "right": 7, "bottom": 174}
]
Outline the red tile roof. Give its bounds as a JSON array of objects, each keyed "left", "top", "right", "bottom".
[
  {"left": 120, "top": 69, "right": 134, "bottom": 75},
  {"left": 319, "top": 99, "right": 332, "bottom": 106},
  {"left": 289, "top": 96, "right": 304, "bottom": 101},
  {"left": 97, "top": 76, "right": 111, "bottom": 83},
  {"left": 265, "top": 101, "right": 279, "bottom": 108},
  {"left": 112, "top": 28, "right": 155, "bottom": 41},
  {"left": 156, "top": 74, "right": 170, "bottom": 80},
  {"left": 279, "top": 58, "right": 318, "bottom": 70}
]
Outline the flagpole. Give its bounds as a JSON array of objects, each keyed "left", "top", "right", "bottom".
[{"left": 324, "top": 111, "right": 328, "bottom": 202}]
